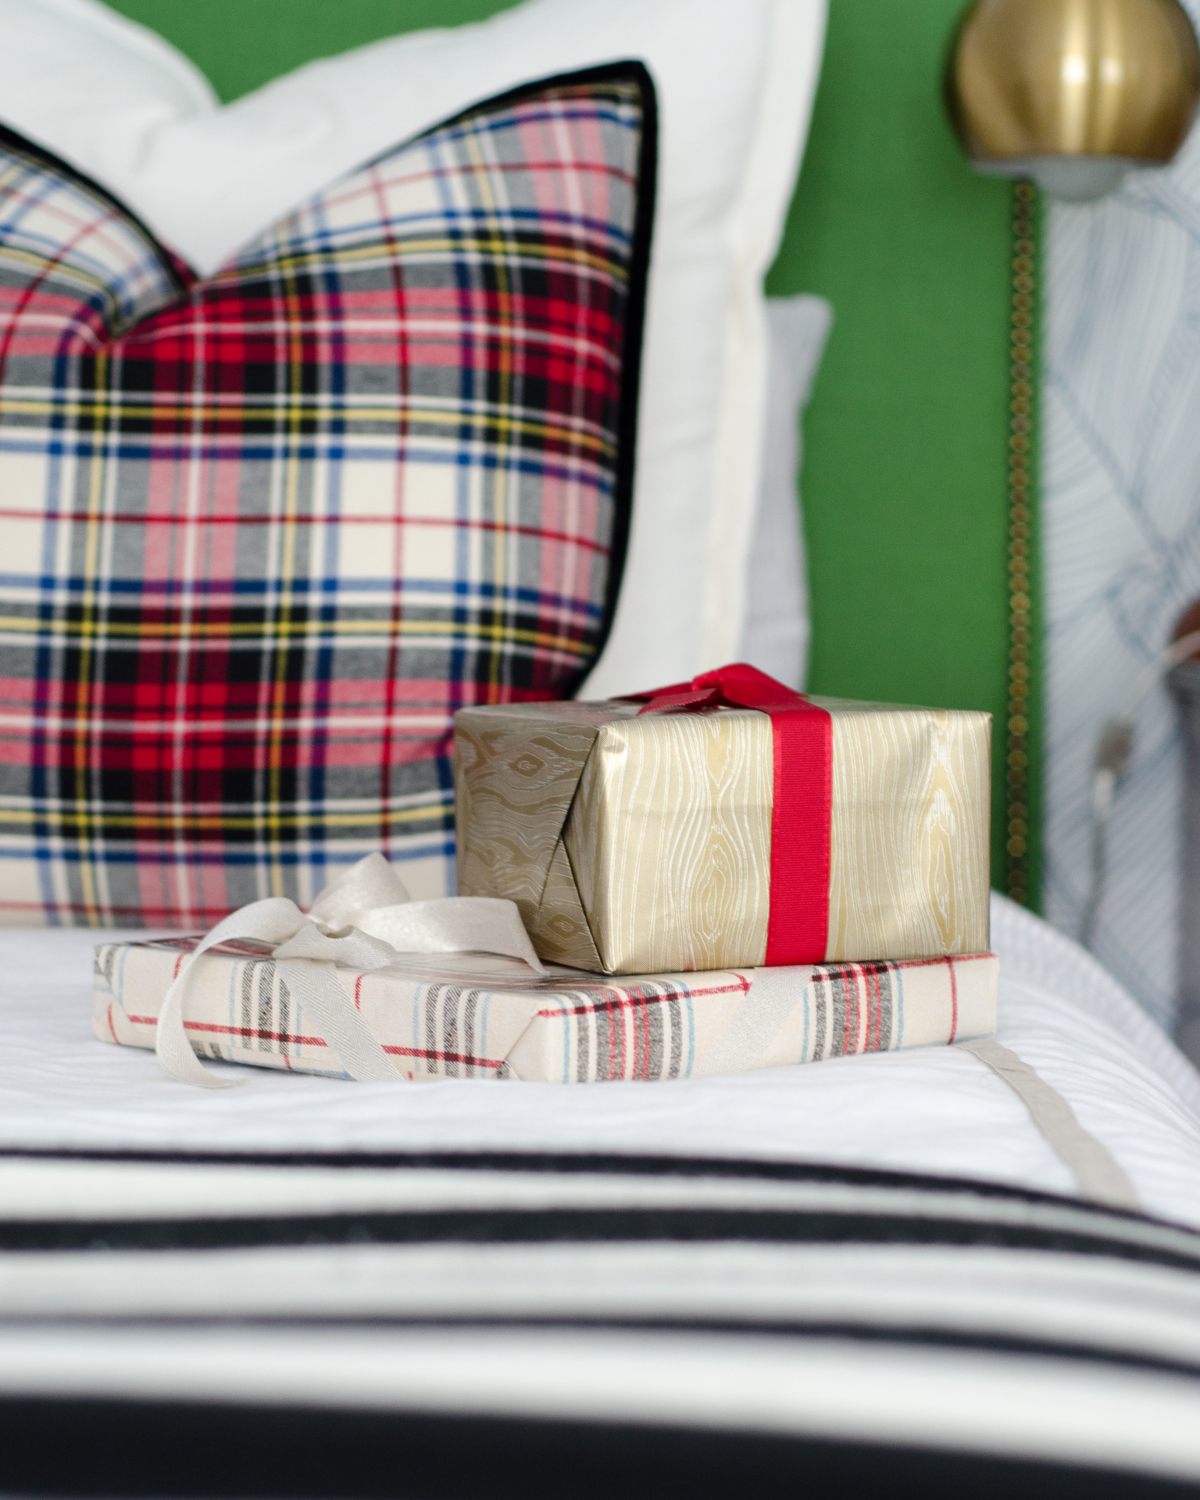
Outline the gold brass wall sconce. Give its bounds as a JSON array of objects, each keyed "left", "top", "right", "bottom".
[
  {"left": 946, "top": 0, "right": 1200, "bottom": 905},
  {"left": 947, "top": 0, "right": 1200, "bottom": 201},
  {"left": 948, "top": 0, "right": 1200, "bottom": 900}
]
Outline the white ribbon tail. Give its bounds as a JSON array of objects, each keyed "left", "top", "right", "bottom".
[
  {"left": 271, "top": 960, "right": 400, "bottom": 1083},
  {"left": 155, "top": 897, "right": 307, "bottom": 1090},
  {"left": 268, "top": 918, "right": 402, "bottom": 1082}
]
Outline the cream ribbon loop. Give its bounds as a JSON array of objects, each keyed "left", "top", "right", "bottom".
[
  {"left": 358, "top": 898, "right": 545, "bottom": 972},
  {"left": 154, "top": 855, "right": 543, "bottom": 1089},
  {"left": 306, "top": 851, "right": 411, "bottom": 930}
]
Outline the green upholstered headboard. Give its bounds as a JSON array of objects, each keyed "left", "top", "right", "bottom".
[{"left": 107, "top": 0, "right": 1033, "bottom": 902}]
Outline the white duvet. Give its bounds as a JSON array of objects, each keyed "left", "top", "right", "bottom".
[{"left": 0, "top": 895, "right": 1197, "bottom": 1228}]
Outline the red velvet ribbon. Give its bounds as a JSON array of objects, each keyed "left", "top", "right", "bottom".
[{"left": 627, "top": 662, "right": 832, "bottom": 965}]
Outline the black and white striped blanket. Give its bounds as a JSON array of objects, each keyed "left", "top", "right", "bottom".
[
  {"left": 1, "top": 1146, "right": 1199, "bottom": 1496},
  {"left": 3, "top": 901, "right": 1200, "bottom": 1493}
]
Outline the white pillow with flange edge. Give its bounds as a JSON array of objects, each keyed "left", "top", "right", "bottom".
[
  {"left": 741, "top": 294, "right": 832, "bottom": 689},
  {"left": 0, "top": 0, "right": 827, "bottom": 697}
]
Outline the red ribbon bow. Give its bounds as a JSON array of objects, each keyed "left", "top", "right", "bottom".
[{"left": 625, "top": 663, "right": 832, "bottom": 965}]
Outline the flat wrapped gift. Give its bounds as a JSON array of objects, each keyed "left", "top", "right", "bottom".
[
  {"left": 455, "top": 664, "right": 991, "bottom": 975},
  {"left": 94, "top": 938, "right": 997, "bottom": 1083}
]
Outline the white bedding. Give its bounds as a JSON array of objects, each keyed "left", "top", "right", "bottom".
[{"left": 1, "top": 895, "right": 1198, "bottom": 1228}]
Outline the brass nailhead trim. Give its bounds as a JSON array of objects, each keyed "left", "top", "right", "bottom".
[{"left": 1006, "top": 181, "right": 1037, "bottom": 905}]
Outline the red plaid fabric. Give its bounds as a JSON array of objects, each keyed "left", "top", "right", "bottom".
[{"left": 0, "top": 65, "right": 654, "bottom": 925}]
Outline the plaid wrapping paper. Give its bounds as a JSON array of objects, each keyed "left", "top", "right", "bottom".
[
  {"left": 93, "top": 937, "right": 998, "bottom": 1082},
  {"left": 0, "top": 64, "right": 654, "bottom": 926}
]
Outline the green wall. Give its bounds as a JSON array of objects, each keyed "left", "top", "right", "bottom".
[
  {"left": 765, "top": 1, "right": 1028, "bottom": 899},
  {"left": 109, "top": 0, "right": 1032, "bottom": 899}
]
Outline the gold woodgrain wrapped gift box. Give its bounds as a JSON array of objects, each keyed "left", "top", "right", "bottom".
[{"left": 454, "top": 675, "right": 991, "bottom": 976}]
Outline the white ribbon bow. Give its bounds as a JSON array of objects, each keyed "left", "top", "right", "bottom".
[{"left": 155, "top": 853, "right": 544, "bottom": 1089}]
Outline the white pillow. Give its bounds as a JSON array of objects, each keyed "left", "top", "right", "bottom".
[
  {"left": 0, "top": 0, "right": 216, "bottom": 164},
  {"left": 0, "top": 0, "right": 827, "bottom": 699},
  {"left": 739, "top": 294, "right": 832, "bottom": 689}
]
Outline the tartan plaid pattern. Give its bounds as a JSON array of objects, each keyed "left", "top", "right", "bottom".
[
  {"left": 0, "top": 66, "right": 652, "bottom": 925},
  {"left": 93, "top": 939, "right": 997, "bottom": 1082},
  {"left": 809, "top": 961, "right": 901, "bottom": 1058}
]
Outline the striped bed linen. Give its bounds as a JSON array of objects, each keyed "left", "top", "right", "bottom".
[{"left": 1, "top": 1147, "right": 1200, "bottom": 1496}]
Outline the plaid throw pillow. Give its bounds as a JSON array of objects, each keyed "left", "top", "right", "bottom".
[{"left": 0, "top": 63, "right": 654, "bottom": 926}]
